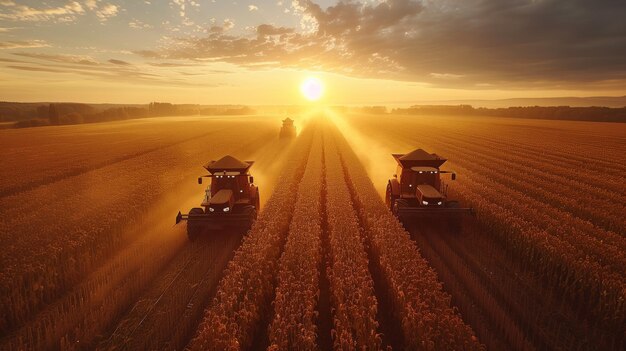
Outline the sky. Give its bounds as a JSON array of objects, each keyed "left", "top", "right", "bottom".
[{"left": 0, "top": 0, "right": 625, "bottom": 105}]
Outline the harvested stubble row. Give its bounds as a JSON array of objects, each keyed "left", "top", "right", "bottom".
[
  {"left": 0, "top": 125, "right": 273, "bottom": 336},
  {"left": 267, "top": 134, "right": 324, "bottom": 350},
  {"left": 332, "top": 128, "right": 484, "bottom": 351},
  {"left": 323, "top": 132, "right": 382, "bottom": 350},
  {"left": 188, "top": 126, "right": 315, "bottom": 350}
]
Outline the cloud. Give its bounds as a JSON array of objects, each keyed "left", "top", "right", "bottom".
[
  {"left": 171, "top": 0, "right": 186, "bottom": 17},
  {"left": 429, "top": 73, "right": 464, "bottom": 80},
  {"left": 0, "top": 1, "right": 85, "bottom": 22},
  {"left": 95, "top": 3, "right": 118, "bottom": 21},
  {"left": 134, "top": 0, "right": 626, "bottom": 89},
  {"left": 6, "top": 65, "right": 65, "bottom": 73},
  {"left": 85, "top": 0, "right": 98, "bottom": 10},
  {"left": 129, "top": 19, "right": 153, "bottom": 29},
  {"left": 13, "top": 52, "right": 99, "bottom": 65},
  {"left": 2, "top": 50, "right": 208, "bottom": 87},
  {"left": 0, "top": 40, "right": 50, "bottom": 49},
  {"left": 248, "top": 5, "right": 258, "bottom": 11},
  {"left": 0, "top": 0, "right": 119, "bottom": 22},
  {"left": 108, "top": 59, "right": 131, "bottom": 65}
]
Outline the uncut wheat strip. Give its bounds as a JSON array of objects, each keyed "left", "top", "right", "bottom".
[
  {"left": 0, "top": 127, "right": 274, "bottom": 336},
  {"left": 188, "top": 126, "right": 316, "bottom": 351},
  {"left": 331, "top": 128, "right": 484, "bottom": 351},
  {"left": 323, "top": 134, "right": 382, "bottom": 350},
  {"left": 267, "top": 135, "right": 323, "bottom": 350}
]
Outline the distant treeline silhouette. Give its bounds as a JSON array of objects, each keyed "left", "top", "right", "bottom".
[
  {"left": 392, "top": 105, "right": 626, "bottom": 122},
  {"left": 0, "top": 102, "right": 256, "bottom": 128}
]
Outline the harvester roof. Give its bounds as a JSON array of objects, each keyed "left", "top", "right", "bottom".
[
  {"left": 204, "top": 155, "right": 254, "bottom": 174},
  {"left": 392, "top": 148, "right": 447, "bottom": 168}
]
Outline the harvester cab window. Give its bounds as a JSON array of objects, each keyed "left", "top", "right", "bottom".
[
  {"left": 410, "top": 167, "right": 438, "bottom": 187},
  {"left": 212, "top": 173, "right": 238, "bottom": 194}
]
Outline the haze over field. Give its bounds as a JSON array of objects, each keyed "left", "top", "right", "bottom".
[
  {"left": 1, "top": 2, "right": 626, "bottom": 351},
  {"left": 1, "top": 0, "right": 625, "bottom": 104}
]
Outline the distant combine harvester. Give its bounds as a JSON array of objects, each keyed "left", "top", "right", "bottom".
[{"left": 279, "top": 117, "right": 296, "bottom": 139}]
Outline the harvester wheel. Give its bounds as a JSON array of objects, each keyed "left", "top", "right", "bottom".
[
  {"left": 240, "top": 205, "right": 257, "bottom": 232},
  {"left": 254, "top": 192, "right": 260, "bottom": 219},
  {"left": 187, "top": 207, "right": 204, "bottom": 241},
  {"left": 392, "top": 198, "right": 410, "bottom": 217}
]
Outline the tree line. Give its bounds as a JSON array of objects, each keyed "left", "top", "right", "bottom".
[
  {"left": 391, "top": 105, "right": 626, "bottom": 123},
  {"left": 0, "top": 102, "right": 256, "bottom": 128}
]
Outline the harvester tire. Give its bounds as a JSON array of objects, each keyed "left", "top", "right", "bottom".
[
  {"left": 187, "top": 207, "right": 204, "bottom": 241},
  {"left": 238, "top": 205, "right": 256, "bottom": 233}
]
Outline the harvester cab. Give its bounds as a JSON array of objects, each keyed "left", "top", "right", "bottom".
[
  {"left": 386, "top": 148, "right": 473, "bottom": 231},
  {"left": 279, "top": 117, "right": 297, "bottom": 138},
  {"left": 176, "top": 155, "right": 259, "bottom": 240}
]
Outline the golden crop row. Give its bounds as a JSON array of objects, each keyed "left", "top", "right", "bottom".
[
  {"left": 188, "top": 127, "right": 315, "bottom": 350},
  {"left": 332, "top": 129, "right": 484, "bottom": 350},
  {"left": 323, "top": 134, "right": 382, "bottom": 349},
  {"left": 267, "top": 134, "right": 324, "bottom": 350}
]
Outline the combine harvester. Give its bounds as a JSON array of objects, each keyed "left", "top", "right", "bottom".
[
  {"left": 279, "top": 117, "right": 297, "bottom": 138},
  {"left": 176, "top": 155, "right": 259, "bottom": 240},
  {"left": 385, "top": 148, "right": 473, "bottom": 231}
]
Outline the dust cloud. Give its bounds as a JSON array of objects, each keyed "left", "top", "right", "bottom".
[{"left": 325, "top": 109, "right": 397, "bottom": 198}]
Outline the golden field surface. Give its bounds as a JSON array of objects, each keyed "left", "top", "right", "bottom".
[{"left": 0, "top": 113, "right": 624, "bottom": 351}]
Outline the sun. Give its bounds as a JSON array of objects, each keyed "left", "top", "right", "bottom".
[{"left": 300, "top": 77, "right": 324, "bottom": 101}]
